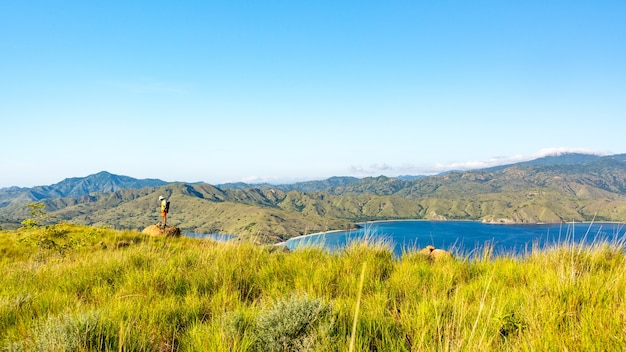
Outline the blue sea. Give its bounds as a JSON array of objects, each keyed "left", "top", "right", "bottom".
[
  {"left": 185, "top": 232, "right": 236, "bottom": 241},
  {"left": 283, "top": 220, "right": 626, "bottom": 257}
]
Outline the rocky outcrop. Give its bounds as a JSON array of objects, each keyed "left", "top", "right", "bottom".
[
  {"left": 418, "top": 245, "right": 454, "bottom": 261},
  {"left": 142, "top": 225, "right": 182, "bottom": 237}
]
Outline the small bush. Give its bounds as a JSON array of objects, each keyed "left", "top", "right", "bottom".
[
  {"left": 11, "top": 311, "right": 117, "bottom": 352},
  {"left": 251, "top": 294, "right": 334, "bottom": 352}
]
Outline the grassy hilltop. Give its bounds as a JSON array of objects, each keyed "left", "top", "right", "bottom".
[{"left": 2, "top": 223, "right": 626, "bottom": 351}]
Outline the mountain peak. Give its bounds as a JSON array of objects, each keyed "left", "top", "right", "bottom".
[
  {"left": 94, "top": 171, "right": 113, "bottom": 176},
  {"left": 1, "top": 172, "right": 168, "bottom": 202}
]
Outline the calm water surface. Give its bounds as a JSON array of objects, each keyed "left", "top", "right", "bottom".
[
  {"left": 184, "top": 232, "right": 236, "bottom": 242},
  {"left": 284, "top": 220, "right": 626, "bottom": 257}
]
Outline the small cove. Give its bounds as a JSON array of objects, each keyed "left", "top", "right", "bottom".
[{"left": 283, "top": 220, "right": 626, "bottom": 257}]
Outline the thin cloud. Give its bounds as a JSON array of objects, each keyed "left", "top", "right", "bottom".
[
  {"left": 533, "top": 147, "right": 605, "bottom": 158},
  {"left": 239, "top": 175, "right": 304, "bottom": 184},
  {"left": 348, "top": 163, "right": 392, "bottom": 175},
  {"left": 242, "top": 176, "right": 264, "bottom": 183},
  {"left": 368, "top": 148, "right": 606, "bottom": 178},
  {"left": 433, "top": 155, "right": 528, "bottom": 172},
  {"left": 350, "top": 165, "right": 365, "bottom": 173},
  {"left": 372, "top": 163, "right": 392, "bottom": 171}
]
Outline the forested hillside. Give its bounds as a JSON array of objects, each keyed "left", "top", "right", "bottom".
[{"left": 1, "top": 153, "right": 625, "bottom": 242}]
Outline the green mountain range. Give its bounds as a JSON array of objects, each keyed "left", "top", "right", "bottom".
[
  {"left": 0, "top": 171, "right": 167, "bottom": 207},
  {"left": 1, "top": 153, "right": 625, "bottom": 243}
]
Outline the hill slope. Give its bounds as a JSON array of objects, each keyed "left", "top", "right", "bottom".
[
  {"left": 1, "top": 153, "right": 625, "bottom": 241},
  {"left": 0, "top": 171, "right": 167, "bottom": 207},
  {"left": 217, "top": 176, "right": 360, "bottom": 192}
]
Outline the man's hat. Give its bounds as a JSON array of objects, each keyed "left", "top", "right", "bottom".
[{"left": 159, "top": 196, "right": 164, "bottom": 200}]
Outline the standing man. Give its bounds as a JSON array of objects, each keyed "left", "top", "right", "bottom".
[{"left": 158, "top": 195, "right": 169, "bottom": 227}]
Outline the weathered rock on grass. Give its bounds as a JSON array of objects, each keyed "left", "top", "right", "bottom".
[
  {"left": 419, "top": 245, "right": 454, "bottom": 261},
  {"left": 142, "top": 225, "right": 182, "bottom": 237}
]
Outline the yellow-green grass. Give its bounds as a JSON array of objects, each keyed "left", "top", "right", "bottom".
[{"left": 1, "top": 223, "right": 625, "bottom": 351}]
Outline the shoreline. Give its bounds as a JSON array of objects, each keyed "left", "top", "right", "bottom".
[
  {"left": 276, "top": 227, "right": 359, "bottom": 246},
  {"left": 276, "top": 219, "right": 625, "bottom": 245}
]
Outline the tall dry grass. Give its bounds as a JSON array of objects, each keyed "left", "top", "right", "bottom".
[{"left": 1, "top": 223, "right": 625, "bottom": 351}]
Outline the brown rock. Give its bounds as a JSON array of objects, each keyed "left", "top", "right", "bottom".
[
  {"left": 419, "top": 245, "right": 436, "bottom": 256},
  {"left": 430, "top": 248, "right": 454, "bottom": 261},
  {"left": 418, "top": 245, "right": 454, "bottom": 262},
  {"left": 142, "top": 225, "right": 182, "bottom": 237}
]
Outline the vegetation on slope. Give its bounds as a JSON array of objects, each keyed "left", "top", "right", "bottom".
[
  {"left": 1, "top": 153, "right": 625, "bottom": 242},
  {"left": 1, "top": 224, "right": 626, "bottom": 351},
  {"left": 2, "top": 182, "right": 626, "bottom": 243}
]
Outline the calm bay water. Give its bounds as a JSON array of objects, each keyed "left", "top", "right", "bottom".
[
  {"left": 184, "top": 232, "right": 236, "bottom": 241},
  {"left": 284, "top": 220, "right": 626, "bottom": 257}
]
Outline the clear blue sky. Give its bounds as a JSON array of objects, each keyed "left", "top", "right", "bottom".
[{"left": 1, "top": 1, "right": 625, "bottom": 188}]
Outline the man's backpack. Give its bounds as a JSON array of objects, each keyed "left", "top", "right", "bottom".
[{"left": 165, "top": 201, "right": 170, "bottom": 213}]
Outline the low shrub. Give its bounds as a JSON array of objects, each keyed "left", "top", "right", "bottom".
[
  {"left": 4, "top": 310, "right": 117, "bottom": 352},
  {"left": 250, "top": 294, "right": 334, "bottom": 352}
]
